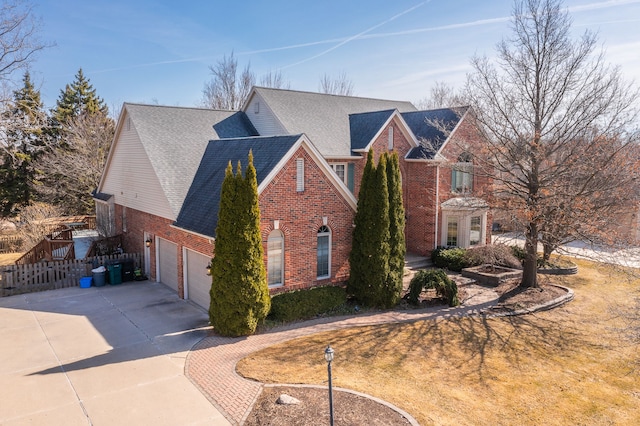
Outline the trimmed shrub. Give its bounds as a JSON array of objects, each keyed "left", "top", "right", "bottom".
[
  {"left": 408, "top": 269, "right": 459, "bottom": 307},
  {"left": 464, "top": 244, "right": 522, "bottom": 269},
  {"left": 431, "top": 247, "right": 469, "bottom": 272},
  {"left": 268, "top": 286, "right": 347, "bottom": 323}
]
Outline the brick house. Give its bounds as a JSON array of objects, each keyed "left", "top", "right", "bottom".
[{"left": 95, "top": 87, "right": 491, "bottom": 309}]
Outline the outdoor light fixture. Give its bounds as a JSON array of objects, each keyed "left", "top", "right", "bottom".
[
  {"left": 206, "top": 262, "right": 212, "bottom": 276},
  {"left": 325, "top": 345, "right": 335, "bottom": 426},
  {"left": 145, "top": 239, "right": 152, "bottom": 248}
]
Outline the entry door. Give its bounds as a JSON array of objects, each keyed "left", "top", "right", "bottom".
[
  {"left": 157, "top": 238, "right": 178, "bottom": 292},
  {"left": 185, "top": 249, "right": 211, "bottom": 310}
]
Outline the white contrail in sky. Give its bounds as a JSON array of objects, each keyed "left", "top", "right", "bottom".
[
  {"left": 89, "top": 0, "right": 639, "bottom": 75},
  {"left": 278, "top": 0, "right": 431, "bottom": 70}
]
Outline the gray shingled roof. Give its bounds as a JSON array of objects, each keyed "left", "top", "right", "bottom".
[
  {"left": 174, "top": 135, "right": 301, "bottom": 238},
  {"left": 251, "top": 87, "right": 417, "bottom": 157},
  {"left": 403, "top": 107, "right": 467, "bottom": 160},
  {"left": 125, "top": 103, "right": 257, "bottom": 217},
  {"left": 349, "top": 109, "right": 395, "bottom": 151}
]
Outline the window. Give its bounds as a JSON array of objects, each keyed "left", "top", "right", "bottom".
[
  {"left": 317, "top": 225, "right": 331, "bottom": 279},
  {"left": 470, "top": 216, "right": 482, "bottom": 246},
  {"left": 296, "top": 158, "right": 304, "bottom": 192},
  {"left": 330, "top": 163, "right": 347, "bottom": 184},
  {"left": 446, "top": 217, "right": 458, "bottom": 247},
  {"left": 452, "top": 153, "right": 473, "bottom": 193},
  {"left": 440, "top": 209, "right": 487, "bottom": 248},
  {"left": 267, "top": 230, "right": 284, "bottom": 287},
  {"left": 254, "top": 101, "right": 260, "bottom": 114},
  {"left": 388, "top": 126, "right": 394, "bottom": 150}
]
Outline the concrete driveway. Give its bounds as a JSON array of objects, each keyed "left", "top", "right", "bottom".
[{"left": 0, "top": 282, "right": 230, "bottom": 425}]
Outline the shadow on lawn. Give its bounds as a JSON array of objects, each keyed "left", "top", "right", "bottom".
[{"left": 327, "top": 306, "right": 595, "bottom": 382}]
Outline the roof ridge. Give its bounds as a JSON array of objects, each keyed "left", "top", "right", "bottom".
[
  {"left": 124, "top": 102, "right": 236, "bottom": 113},
  {"left": 210, "top": 133, "right": 303, "bottom": 142},
  {"left": 254, "top": 86, "right": 414, "bottom": 104},
  {"left": 408, "top": 106, "right": 470, "bottom": 114}
]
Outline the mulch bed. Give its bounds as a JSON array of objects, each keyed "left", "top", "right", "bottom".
[{"left": 245, "top": 386, "right": 412, "bottom": 426}]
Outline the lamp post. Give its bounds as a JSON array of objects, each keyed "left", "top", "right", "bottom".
[{"left": 324, "top": 345, "right": 335, "bottom": 426}]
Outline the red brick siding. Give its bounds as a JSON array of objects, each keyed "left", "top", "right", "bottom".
[
  {"left": 114, "top": 205, "right": 213, "bottom": 298},
  {"left": 260, "top": 147, "right": 354, "bottom": 293},
  {"left": 114, "top": 145, "right": 354, "bottom": 300}
]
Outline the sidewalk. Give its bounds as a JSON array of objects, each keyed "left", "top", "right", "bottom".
[{"left": 186, "top": 285, "right": 501, "bottom": 425}]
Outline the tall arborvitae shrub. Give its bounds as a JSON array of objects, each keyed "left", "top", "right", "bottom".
[
  {"left": 347, "top": 149, "right": 376, "bottom": 303},
  {"left": 209, "top": 152, "right": 270, "bottom": 336},
  {"left": 384, "top": 151, "right": 406, "bottom": 306},
  {"left": 347, "top": 150, "right": 392, "bottom": 307}
]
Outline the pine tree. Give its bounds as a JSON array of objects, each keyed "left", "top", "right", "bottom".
[
  {"left": 51, "top": 68, "right": 108, "bottom": 131},
  {"left": 384, "top": 151, "right": 406, "bottom": 306},
  {"left": 209, "top": 152, "right": 270, "bottom": 336},
  {"left": 0, "top": 72, "right": 49, "bottom": 217},
  {"left": 36, "top": 68, "right": 113, "bottom": 214}
]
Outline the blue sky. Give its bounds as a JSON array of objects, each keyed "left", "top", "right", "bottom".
[{"left": 26, "top": 0, "right": 640, "bottom": 113}]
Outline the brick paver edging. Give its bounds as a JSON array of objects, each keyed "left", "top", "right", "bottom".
[{"left": 184, "top": 285, "right": 573, "bottom": 425}]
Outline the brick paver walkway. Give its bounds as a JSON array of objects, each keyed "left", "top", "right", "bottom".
[{"left": 185, "top": 285, "right": 500, "bottom": 425}]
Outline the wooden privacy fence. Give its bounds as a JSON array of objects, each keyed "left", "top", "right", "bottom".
[{"left": 0, "top": 253, "right": 143, "bottom": 297}]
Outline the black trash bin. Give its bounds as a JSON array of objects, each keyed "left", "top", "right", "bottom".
[{"left": 120, "top": 258, "right": 135, "bottom": 282}]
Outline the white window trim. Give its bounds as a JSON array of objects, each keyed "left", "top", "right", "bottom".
[
  {"left": 267, "top": 229, "right": 284, "bottom": 288},
  {"left": 329, "top": 162, "right": 348, "bottom": 185},
  {"left": 440, "top": 211, "right": 487, "bottom": 248},
  {"left": 317, "top": 226, "right": 331, "bottom": 279},
  {"left": 452, "top": 163, "right": 473, "bottom": 194}
]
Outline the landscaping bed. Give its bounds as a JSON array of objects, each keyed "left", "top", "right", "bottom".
[{"left": 245, "top": 386, "right": 413, "bottom": 426}]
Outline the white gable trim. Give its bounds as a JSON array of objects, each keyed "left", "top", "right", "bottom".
[
  {"left": 257, "top": 134, "right": 358, "bottom": 211},
  {"left": 351, "top": 110, "right": 420, "bottom": 154},
  {"left": 435, "top": 108, "right": 470, "bottom": 157}
]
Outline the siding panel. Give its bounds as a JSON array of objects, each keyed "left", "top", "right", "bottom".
[{"left": 101, "top": 111, "right": 175, "bottom": 220}]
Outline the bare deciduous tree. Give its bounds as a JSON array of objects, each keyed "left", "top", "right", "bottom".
[
  {"left": 259, "top": 70, "right": 290, "bottom": 90},
  {"left": 202, "top": 52, "right": 255, "bottom": 110},
  {"left": 0, "top": 0, "right": 48, "bottom": 88},
  {"left": 13, "top": 201, "right": 63, "bottom": 250},
  {"left": 34, "top": 113, "right": 115, "bottom": 215},
  {"left": 416, "top": 81, "right": 464, "bottom": 110},
  {"left": 319, "top": 71, "right": 354, "bottom": 96},
  {"left": 465, "top": 0, "right": 639, "bottom": 288}
]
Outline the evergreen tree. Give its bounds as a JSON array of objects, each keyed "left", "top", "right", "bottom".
[
  {"left": 35, "top": 68, "right": 113, "bottom": 214},
  {"left": 384, "top": 151, "right": 406, "bottom": 306},
  {"left": 51, "top": 68, "right": 108, "bottom": 131},
  {"left": 0, "top": 72, "right": 49, "bottom": 217},
  {"left": 209, "top": 152, "right": 270, "bottom": 337},
  {"left": 348, "top": 150, "right": 392, "bottom": 307}
]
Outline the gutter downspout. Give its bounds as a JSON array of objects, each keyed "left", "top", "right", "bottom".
[{"left": 434, "top": 164, "right": 440, "bottom": 249}]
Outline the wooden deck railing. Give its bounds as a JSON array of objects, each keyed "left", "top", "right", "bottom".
[{"left": 15, "top": 226, "right": 76, "bottom": 265}]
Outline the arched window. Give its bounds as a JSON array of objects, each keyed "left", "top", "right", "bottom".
[
  {"left": 267, "top": 230, "right": 284, "bottom": 287},
  {"left": 452, "top": 152, "right": 473, "bottom": 193},
  {"left": 317, "top": 225, "right": 331, "bottom": 279}
]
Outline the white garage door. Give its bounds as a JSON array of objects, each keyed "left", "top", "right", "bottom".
[
  {"left": 158, "top": 238, "right": 178, "bottom": 292},
  {"left": 185, "top": 249, "right": 211, "bottom": 310}
]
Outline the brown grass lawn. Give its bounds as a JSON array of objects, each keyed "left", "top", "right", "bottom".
[
  {"left": 0, "top": 252, "right": 22, "bottom": 266},
  {"left": 237, "top": 259, "right": 640, "bottom": 425}
]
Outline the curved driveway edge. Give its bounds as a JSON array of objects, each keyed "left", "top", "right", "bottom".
[
  {"left": 186, "top": 294, "right": 500, "bottom": 425},
  {"left": 185, "top": 284, "right": 573, "bottom": 425}
]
